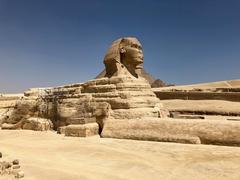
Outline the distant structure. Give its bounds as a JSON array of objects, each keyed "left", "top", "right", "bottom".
[
  {"left": 96, "top": 68, "right": 151, "bottom": 83},
  {"left": 96, "top": 69, "right": 171, "bottom": 88}
]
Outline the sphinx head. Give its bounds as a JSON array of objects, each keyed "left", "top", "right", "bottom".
[{"left": 104, "top": 37, "right": 144, "bottom": 78}]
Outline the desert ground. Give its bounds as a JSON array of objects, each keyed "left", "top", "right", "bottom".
[
  {"left": 155, "top": 79, "right": 240, "bottom": 91},
  {"left": 0, "top": 130, "right": 240, "bottom": 180}
]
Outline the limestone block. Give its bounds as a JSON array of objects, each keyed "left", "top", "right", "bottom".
[
  {"left": 0, "top": 100, "right": 18, "bottom": 108},
  {"left": 118, "top": 91, "right": 156, "bottom": 98},
  {"left": 82, "top": 80, "right": 97, "bottom": 87},
  {"left": 57, "top": 107, "right": 78, "bottom": 118},
  {"left": 66, "top": 117, "right": 96, "bottom": 125},
  {"left": 60, "top": 96, "right": 93, "bottom": 107},
  {"left": 22, "top": 117, "right": 53, "bottom": 131},
  {"left": 57, "top": 126, "right": 66, "bottom": 134},
  {"left": 57, "top": 96, "right": 95, "bottom": 119},
  {"left": 154, "top": 103, "right": 170, "bottom": 118},
  {"left": 94, "top": 97, "right": 158, "bottom": 109},
  {"left": 95, "top": 77, "right": 109, "bottom": 85},
  {"left": 65, "top": 123, "right": 99, "bottom": 137},
  {"left": 83, "top": 84, "right": 116, "bottom": 93},
  {"left": 116, "top": 82, "right": 151, "bottom": 90},
  {"left": 101, "top": 118, "right": 240, "bottom": 146},
  {"left": 24, "top": 88, "right": 48, "bottom": 97},
  {"left": 162, "top": 99, "right": 240, "bottom": 116},
  {"left": 93, "top": 102, "right": 111, "bottom": 117},
  {"left": 2, "top": 116, "right": 50, "bottom": 130},
  {"left": 92, "top": 92, "right": 120, "bottom": 98},
  {"left": 112, "top": 108, "right": 160, "bottom": 119},
  {"left": 109, "top": 76, "right": 132, "bottom": 84},
  {"left": 4, "top": 99, "right": 39, "bottom": 125},
  {"left": 1, "top": 123, "right": 17, "bottom": 129},
  {"left": 109, "top": 76, "right": 147, "bottom": 84},
  {"left": 59, "top": 83, "right": 83, "bottom": 88}
]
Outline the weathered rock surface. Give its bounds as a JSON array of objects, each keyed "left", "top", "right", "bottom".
[
  {"left": 0, "top": 94, "right": 23, "bottom": 126},
  {"left": 162, "top": 99, "right": 240, "bottom": 116},
  {"left": 2, "top": 117, "right": 53, "bottom": 131},
  {"left": 0, "top": 89, "right": 54, "bottom": 132},
  {"left": 64, "top": 123, "right": 99, "bottom": 137},
  {"left": 46, "top": 74, "right": 167, "bottom": 137},
  {"left": 22, "top": 117, "right": 53, "bottom": 131},
  {"left": 102, "top": 118, "right": 240, "bottom": 146}
]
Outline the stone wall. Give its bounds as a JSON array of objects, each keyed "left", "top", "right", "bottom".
[{"left": 153, "top": 90, "right": 240, "bottom": 102}]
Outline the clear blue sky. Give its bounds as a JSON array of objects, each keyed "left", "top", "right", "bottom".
[{"left": 0, "top": 0, "right": 240, "bottom": 93}]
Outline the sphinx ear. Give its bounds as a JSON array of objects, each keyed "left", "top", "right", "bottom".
[{"left": 120, "top": 48, "right": 126, "bottom": 54}]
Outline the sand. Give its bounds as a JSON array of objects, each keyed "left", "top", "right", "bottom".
[
  {"left": 154, "top": 79, "right": 240, "bottom": 91},
  {"left": 0, "top": 130, "right": 240, "bottom": 180}
]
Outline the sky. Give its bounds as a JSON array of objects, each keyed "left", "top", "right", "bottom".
[{"left": 0, "top": 0, "right": 240, "bottom": 93}]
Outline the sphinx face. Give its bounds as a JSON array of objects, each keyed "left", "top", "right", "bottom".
[{"left": 121, "top": 39, "right": 144, "bottom": 77}]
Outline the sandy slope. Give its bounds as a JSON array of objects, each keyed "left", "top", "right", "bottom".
[
  {"left": 154, "top": 79, "right": 240, "bottom": 91},
  {"left": 0, "top": 130, "right": 240, "bottom": 180}
]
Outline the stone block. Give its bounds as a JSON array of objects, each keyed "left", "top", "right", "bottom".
[
  {"left": 65, "top": 123, "right": 99, "bottom": 137},
  {"left": 67, "top": 117, "right": 96, "bottom": 125},
  {"left": 57, "top": 126, "right": 66, "bottom": 134},
  {"left": 101, "top": 118, "right": 240, "bottom": 146},
  {"left": 22, "top": 117, "right": 53, "bottom": 131}
]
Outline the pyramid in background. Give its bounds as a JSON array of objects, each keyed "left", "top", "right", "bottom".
[{"left": 95, "top": 69, "right": 169, "bottom": 88}]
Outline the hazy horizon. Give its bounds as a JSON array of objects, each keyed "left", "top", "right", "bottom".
[{"left": 1, "top": 0, "right": 240, "bottom": 93}]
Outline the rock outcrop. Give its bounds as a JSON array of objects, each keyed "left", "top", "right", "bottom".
[
  {"left": 0, "top": 94, "right": 23, "bottom": 127},
  {"left": 0, "top": 89, "right": 53, "bottom": 131},
  {"left": 2, "top": 117, "right": 53, "bottom": 131}
]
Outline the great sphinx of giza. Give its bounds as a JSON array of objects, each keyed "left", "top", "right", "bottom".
[
  {"left": 1, "top": 37, "right": 240, "bottom": 146},
  {"left": 50, "top": 37, "right": 169, "bottom": 136},
  {"left": 0, "top": 37, "right": 168, "bottom": 135},
  {"left": 104, "top": 37, "right": 144, "bottom": 78}
]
